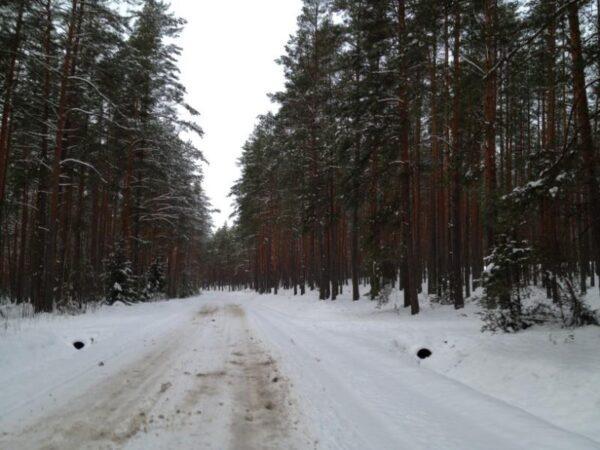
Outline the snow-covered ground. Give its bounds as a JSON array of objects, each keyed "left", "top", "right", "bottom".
[{"left": 1, "top": 289, "right": 599, "bottom": 449}]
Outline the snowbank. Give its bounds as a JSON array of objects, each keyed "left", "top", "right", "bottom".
[{"left": 0, "top": 298, "right": 200, "bottom": 429}]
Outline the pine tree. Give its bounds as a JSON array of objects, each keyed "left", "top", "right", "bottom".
[
  {"left": 104, "top": 241, "right": 137, "bottom": 304},
  {"left": 0, "top": 0, "right": 211, "bottom": 310},
  {"left": 218, "top": 0, "right": 600, "bottom": 329}
]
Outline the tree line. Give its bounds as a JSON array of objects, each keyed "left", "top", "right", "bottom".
[
  {"left": 206, "top": 0, "right": 600, "bottom": 329},
  {"left": 0, "top": 0, "right": 211, "bottom": 311}
]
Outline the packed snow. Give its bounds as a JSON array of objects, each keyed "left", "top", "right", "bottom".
[{"left": 1, "top": 288, "right": 599, "bottom": 449}]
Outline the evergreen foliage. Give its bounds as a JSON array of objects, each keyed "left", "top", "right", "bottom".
[
  {"left": 0, "top": 0, "right": 211, "bottom": 311},
  {"left": 481, "top": 237, "right": 532, "bottom": 332},
  {"left": 144, "top": 258, "right": 167, "bottom": 298},
  {"left": 104, "top": 241, "right": 137, "bottom": 305},
  {"left": 205, "top": 0, "right": 600, "bottom": 331},
  {"left": 3, "top": 0, "right": 600, "bottom": 332}
]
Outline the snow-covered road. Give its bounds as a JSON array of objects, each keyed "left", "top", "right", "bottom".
[
  {"left": 247, "top": 301, "right": 600, "bottom": 450},
  {"left": 1, "top": 292, "right": 599, "bottom": 449},
  {"left": 1, "top": 301, "right": 310, "bottom": 449}
]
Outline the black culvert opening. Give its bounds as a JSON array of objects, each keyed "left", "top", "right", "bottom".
[
  {"left": 73, "top": 341, "right": 85, "bottom": 350},
  {"left": 417, "top": 348, "right": 432, "bottom": 359}
]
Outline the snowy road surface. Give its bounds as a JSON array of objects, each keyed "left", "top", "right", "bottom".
[{"left": 1, "top": 292, "right": 599, "bottom": 449}]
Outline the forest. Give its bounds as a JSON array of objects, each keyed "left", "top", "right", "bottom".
[
  {"left": 204, "top": 0, "right": 600, "bottom": 331},
  {"left": 2, "top": 0, "right": 600, "bottom": 332},
  {"left": 0, "top": 0, "right": 211, "bottom": 312}
]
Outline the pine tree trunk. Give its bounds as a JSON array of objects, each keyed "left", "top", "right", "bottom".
[
  {"left": 16, "top": 176, "right": 30, "bottom": 302},
  {"left": 0, "top": 0, "right": 26, "bottom": 209},
  {"left": 329, "top": 173, "right": 338, "bottom": 300},
  {"left": 351, "top": 61, "right": 361, "bottom": 301},
  {"left": 450, "top": 0, "right": 464, "bottom": 309},
  {"left": 43, "top": 0, "right": 80, "bottom": 312},
  {"left": 397, "top": 0, "right": 419, "bottom": 314},
  {"left": 351, "top": 200, "right": 360, "bottom": 300},
  {"left": 567, "top": 2, "right": 600, "bottom": 275},
  {"left": 483, "top": 0, "right": 497, "bottom": 253},
  {"left": 31, "top": 0, "right": 53, "bottom": 310},
  {"left": 545, "top": 0, "right": 560, "bottom": 300},
  {"left": 428, "top": 27, "right": 440, "bottom": 296}
]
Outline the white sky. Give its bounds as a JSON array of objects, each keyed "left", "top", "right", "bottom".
[{"left": 169, "top": 0, "right": 303, "bottom": 229}]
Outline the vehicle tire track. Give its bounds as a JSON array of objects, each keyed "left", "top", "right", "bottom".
[
  {"left": 224, "top": 304, "right": 294, "bottom": 450},
  {"left": 1, "top": 302, "right": 308, "bottom": 450}
]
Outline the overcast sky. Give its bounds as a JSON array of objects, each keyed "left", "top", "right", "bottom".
[{"left": 169, "top": 0, "right": 303, "bottom": 229}]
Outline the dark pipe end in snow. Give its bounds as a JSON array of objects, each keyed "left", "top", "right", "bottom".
[
  {"left": 417, "top": 348, "right": 432, "bottom": 359},
  {"left": 73, "top": 341, "right": 85, "bottom": 350}
]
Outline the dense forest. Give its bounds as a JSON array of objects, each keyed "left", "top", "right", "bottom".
[
  {"left": 3, "top": 0, "right": 600, "bottom": 330},
  {"left": 204, "top": 0, "right": 600, "bottom": 330},
  {"left": 0, "top": 0, "right": 211, "bottom": 311}
]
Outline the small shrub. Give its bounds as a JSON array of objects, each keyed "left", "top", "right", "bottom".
[
  {"left": 103, "top": 241, "right": 138, "bottom": 304},
  {"left": 481, "top": 236, "right": 532, "bottom": 332},
  {"left": 376, "top": 284, "right": 393, "bottom": 309}
]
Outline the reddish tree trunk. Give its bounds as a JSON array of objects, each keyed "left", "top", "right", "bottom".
[
  {"left": 397, "top": 0, "right": 419, "bottom": 314},
  {"left": 567, "top": 2, "right": 600, "bottom": 272},
  {"left": 0, "top": 0, "right": 26, "bottom": 208},
  {"left": 450, "top": 0, "right": 464, "bottom": 309},
  {"left": 483, "top": 0, "right": 497, "bottom": 253},
  {"left": 31, "top": 0, "right": 53, "bottom": 310},
  {"left": 43, "top": 0, "right": 80, "bottom": 311}
]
